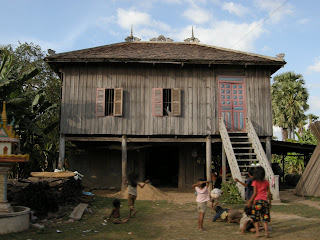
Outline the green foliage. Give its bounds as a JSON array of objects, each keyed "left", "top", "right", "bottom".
[
  {"left": 272, "top": 126, "right": 317, "bottom": 175},
  {"left": 272, "top": 71, "right": 309, "bottom": 140},
  {"left": 0, "top": 42, "right": 61, "bottom": 177},
  {"left": 221, "top": 180, "right": 244, "bottom": 204}
]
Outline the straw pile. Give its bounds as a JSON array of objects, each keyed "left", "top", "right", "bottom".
[{"left": 111, "top": 183, "right": 168, "bottom": 201}]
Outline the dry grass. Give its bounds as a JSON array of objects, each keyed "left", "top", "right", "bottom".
[{"left": 2, "top": 188, "right": 320, "bottom": 240}]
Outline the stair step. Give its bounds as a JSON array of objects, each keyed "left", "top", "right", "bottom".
[
  {"left": 235, "top": 153, "right": 256, "bottom": 156},
  {"left": 233, "top": 147, "right": 254, "bottom": 150},
  {"left": 228, "top": 132, "right": 247, "bottom": 135},
  {"left": 239, "top": 165, "right": 261, "bottom": 168},
  {"left": 231, "top": 142, "right": 252, "bottom": 145},
  {"left": 229, "top": 136, "right": 248, "bottom": 138},
  {"left": 236, "top": 159, "right": 258, "bottom": 162}
]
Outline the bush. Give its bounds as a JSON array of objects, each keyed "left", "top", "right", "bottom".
[{"left": 221, "top": 180, "right": 244, "bottom": 204}]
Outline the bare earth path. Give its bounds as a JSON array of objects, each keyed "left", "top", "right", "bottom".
[{"left": 92, "top": 186, "right": 320, "bottom": 239}]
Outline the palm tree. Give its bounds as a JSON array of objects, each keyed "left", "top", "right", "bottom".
[
  {"left": 307, "top": 113, "right": 319, "bottom": 126},
  {"left": 272, "top": 72, "right": 309, "bottom": 141}
]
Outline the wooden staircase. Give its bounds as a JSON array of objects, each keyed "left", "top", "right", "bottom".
[{"left": 219, "top": 117, "right": 280, "bottom": 201}]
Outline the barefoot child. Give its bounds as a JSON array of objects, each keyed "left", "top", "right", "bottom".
[
  {"left": 235, "top": 167, "right": 254, "bottom": 202},
  {"left": 108, "top": 198, "right": 128, "bottom": 224},
  {"left": 240, "top": 206, "right": 264, "bottom": 234},
  {"left": 192, "top": 179, "right": 210, "bottom": 231},
  {"left": 247, "top": 166, "right": 272, "bottom": 238},
  {"left": 210, "top": 185, "right": 223, "bottom": 209},
  {"left": 124, "top": 172, "right": 149, "bottom": 218}
]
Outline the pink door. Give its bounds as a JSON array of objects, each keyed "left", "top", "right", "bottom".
[{"left": 218, "top": 77, "right": 246, "bottom": 132}]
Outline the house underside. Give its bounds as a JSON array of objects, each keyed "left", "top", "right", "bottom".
[{"left": 65, "top": 134, "right": 274, "bottom": 189}]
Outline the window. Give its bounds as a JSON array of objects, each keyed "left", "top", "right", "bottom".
[
  {"left": 96, "top": 88, "right": 123, "bottom": 117},
  {"left": 152, "top": 88, "right": 181, "bottom": 116}
]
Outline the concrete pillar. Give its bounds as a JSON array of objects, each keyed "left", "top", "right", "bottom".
[{"left": 0, "top": 163, "right": 14, "bottom": 213}]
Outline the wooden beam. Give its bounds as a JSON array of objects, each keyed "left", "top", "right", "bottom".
[
  {"left": 222, "top": 145, "right": 226, "bottom": 183},
  {"left": 206, "top": 136, "right": 212, "bottom": 190},
  {"left": 266, "top": 136, "right": 272, "bottom": 164},
  {"left": 65, "top": 136, "right": 222, "bottom": 143},
  {"left": 121, "top": 135, "right": 127, "bottom": 191},
  {"left": 58, "top": 133, "right": 65, "bottom": 169}
]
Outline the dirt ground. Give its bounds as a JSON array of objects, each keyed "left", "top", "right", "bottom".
[{"left": 92, "top": 185, "right": 320, "bottom": 240}]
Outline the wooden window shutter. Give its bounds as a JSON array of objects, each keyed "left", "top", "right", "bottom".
[
  {"left": 96, "top": 88, "right": 105, "bottom": 117},
  {"left": 171, "top": 88, "right": 181, "bottom": 116},
  {"left": 113, "top": 88, "right": 123, "bottom": 116},
  {"left": 153, "top": 88, "right": 163, "bottom": 116}
]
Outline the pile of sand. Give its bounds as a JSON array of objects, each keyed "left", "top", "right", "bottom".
[{"left": 111, "top": 183, "right": 169, "bottom": 201}]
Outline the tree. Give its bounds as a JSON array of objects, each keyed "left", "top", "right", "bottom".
[
  {"left": 272, "top": 72, "right": 309, "bottom": 141},
  {"left": 0, "top": 43, "right": 61, "bottom": 177},
  {"left": 307, "top": 113, "right": 319, "bottom": 126}
]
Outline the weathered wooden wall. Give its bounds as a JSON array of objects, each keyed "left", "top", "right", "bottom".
[
  {"left": 294, "top": 121, "right": 320, "bottom": 197},
  {"left": 60, "top": 63, "right": 272, "bottom": 136}
]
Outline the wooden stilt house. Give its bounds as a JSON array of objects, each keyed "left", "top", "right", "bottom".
[{"left": 45, "top": 34, "right": 285, "bottom": 200}]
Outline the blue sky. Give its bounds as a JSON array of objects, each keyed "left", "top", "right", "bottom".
[{"left": 2, "top": 0, "right": 320, "bottom": 139}]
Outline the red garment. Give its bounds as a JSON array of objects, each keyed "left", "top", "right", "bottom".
[{"left": 252, "top": 180, "right": 269, "bottom": 201}]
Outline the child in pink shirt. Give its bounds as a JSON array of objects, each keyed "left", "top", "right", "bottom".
[
  {"left": 247, "top": 166, "right": 272, "bottom": 238},
  {"left": 192, "top": 179, "right": 210, "bottom": 231}
]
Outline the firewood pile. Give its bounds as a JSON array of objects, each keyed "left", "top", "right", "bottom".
[{"left": 7, "top": 176, "right": 84, "bottom": 217}]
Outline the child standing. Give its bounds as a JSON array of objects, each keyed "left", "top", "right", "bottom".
[
  {"left": 192, "top": 179, "right": 210, "bottom": 231},
  {"left": 124, "top": 172, "right": 149, "bottom": 218},
  {"left": 247, "top": 166, "right": 272, "bottom": 238},
  {"left": 235, "top": 167, "right": 254, "bottom": 202},
  {"left": 108, "top": 198, "right": 128, "bottom": 224}
]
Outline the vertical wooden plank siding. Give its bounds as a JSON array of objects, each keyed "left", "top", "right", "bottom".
[
  {"left": 60, "top": 63, "right": 273, "bottom": 137},
  {"left": 60, "top": 69, "right": 67, "bottom": 133},
  {"left": 96, "top": 64, "right": 103, "bottom": 133}
]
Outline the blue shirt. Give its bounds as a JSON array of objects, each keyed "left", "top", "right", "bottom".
[{"left": 212, "top": 208, "right": 229, "bottom": 222}]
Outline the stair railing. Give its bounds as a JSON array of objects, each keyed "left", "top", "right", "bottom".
[
  {"left": 245, "top": 117, "right": 280, "bottom": 201},
  {"left": 219, "top": 117, "right": 245, "bottom": 199}
]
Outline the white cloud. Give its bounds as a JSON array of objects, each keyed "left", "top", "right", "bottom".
[
  {"left": 182, "top": 4, "right": 212, "bottom": 24},
  {"left": 117, "top": 9, "right": 152, "bottom": 29},
  {"left": 254, "top": 0, "right": 294, "bottom": 24},
  {"left": 307, "top": 57, "right": 320, "bottom": 73},
  {"left": 222, "top": 2, "right": 249, "bottom": 17},
  {"left": 297, "top": 18, "right": 310, "bottom": 24},
  {"left": 205, "top": 21, "right": 264, "bottom": 51},
  {"left": 309, "top": 95, "right": 320, "bottom": 111},
  {"left": 172, "top": 20, "right": 265, "bottom": 52},
  {"left": 273, "top": 126, "right": 282, "bottom": 140},
  {"left": 261, "top": 45, "right": 272, "bottom": 53},
  {"left": 116, "top": 8, "right": 171, "bottom": 33}
]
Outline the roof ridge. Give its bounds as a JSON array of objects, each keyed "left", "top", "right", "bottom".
[{"left": 129, "top": 41, "right": 283, "bottom": 62}]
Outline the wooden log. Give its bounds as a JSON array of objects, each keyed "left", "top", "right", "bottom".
[
  {"left": 69, "top": 203, "right": 88, "bottom": 220},
  {"left": 30, "top": 171, "right": 76, "bottom": 178}
]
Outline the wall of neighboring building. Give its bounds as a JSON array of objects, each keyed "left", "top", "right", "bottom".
[{"left": 60, "top": 62, "right": 272, "bottom": 137}]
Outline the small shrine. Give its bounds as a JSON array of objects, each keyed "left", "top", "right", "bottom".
[{"left": 0, "top": 101, "right": 29, "bottom": 213}]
